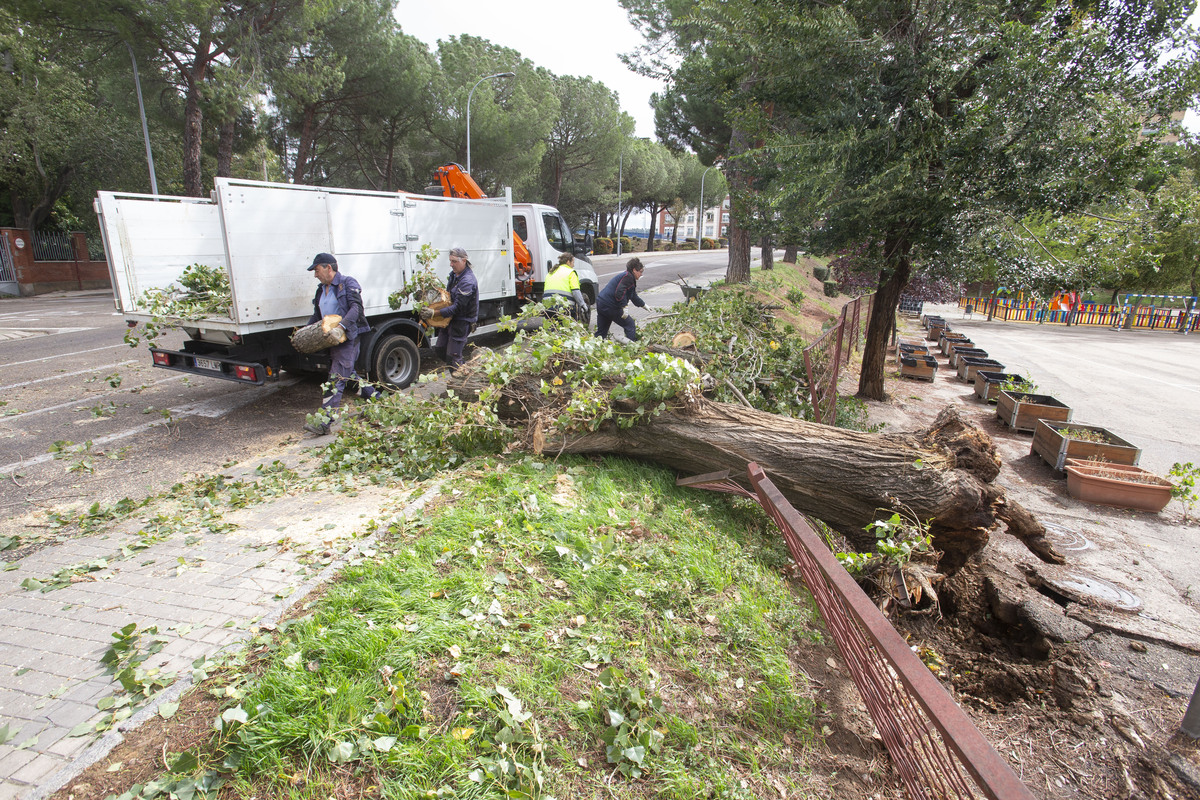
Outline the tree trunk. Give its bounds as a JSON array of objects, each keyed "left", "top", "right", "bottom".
[
  {"left": 182, "top": 79, "right": 205, "bottom": 197},
  {"left": 783, "top": 244, "right": 798, "bottom": 263},
  {"left": 761, "top": 235, "right": 774, "bottom": 270},
  {"left": 446, "top": 365, "right": 1061, "bottom": 573},
  {"left": 724, "top": 122, "right": 754, "bottom": 284},
  {"left": 217, "top": 118, "right": 235, "bottom": 178},
  {"left": 857, "top": 236, "right": 911, "bottom": 400}
]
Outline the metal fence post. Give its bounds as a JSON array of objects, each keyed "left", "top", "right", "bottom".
[{"left": 1183, "top": 675, "right": 1200, "bottom": 739}]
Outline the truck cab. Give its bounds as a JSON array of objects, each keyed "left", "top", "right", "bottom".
[{"left": 512, "top": 203, "right": 598, "bottom": 306}]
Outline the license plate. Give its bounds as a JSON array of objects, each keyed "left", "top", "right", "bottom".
[{"left": 194, "top": 357, "right": 222, "bottom": 372}]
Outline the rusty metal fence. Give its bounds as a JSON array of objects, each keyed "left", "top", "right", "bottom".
[
  {"left": 802, "top": 293, "right": 874, "bottom": 425},
  {"left": 680, "top": 464, "right": 1035, "bottom": 800}
]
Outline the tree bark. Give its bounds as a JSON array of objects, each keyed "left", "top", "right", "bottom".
[
  {"left": 783, "top": 244, "right": 798, "bottom": 263},
  {"left": 760, "top": 234, "right": 774, "bottom": 270},
  {"left": 445, "top": 369, "right": 1062, "bottom": 573},
  {"left": 857, "top": 235, "right": 911, "bottom": 400},
  {"left": 724, "top": 121, "right": 754, "bottom": 284},
  {"left": 217, "top": 118, "right": 235, "bottom": 178}
]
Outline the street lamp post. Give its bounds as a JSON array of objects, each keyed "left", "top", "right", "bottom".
[
  {"left": 699, "top": 165, "right": 718, "bottom": 244},
  {"left": 616, "top": 149, "right": 624, "bottom": 256},
  {"left": 125, "top": 42, "right": 158, "bottom": 196},
  {"left": 466, "top": 71, "right": 515, "bottom": 176}
]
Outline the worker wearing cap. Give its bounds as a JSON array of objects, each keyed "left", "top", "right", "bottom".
[
  {"left": 420, "top": 247, "right": 478, "bottom": 369},
  {"left": 305, "top": 252, "right": 375, "bottom": 435}
]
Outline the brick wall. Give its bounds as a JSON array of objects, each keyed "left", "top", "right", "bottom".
[{"left": 1, "top": 228, "right": 110, "bottom": 296}]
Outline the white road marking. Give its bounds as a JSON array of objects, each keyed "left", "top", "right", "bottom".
[
  {"left": 3, "top": 375, "right": 186, "bottom": 420},
  {"left": 0, "top": 360, "right": 139, "bottom": 392},
  {"left": 3, "top": 344, "right": 129, "bottom": 367},
  {"left": 0, "top": 378, "right": 300, "bottom": 474}
]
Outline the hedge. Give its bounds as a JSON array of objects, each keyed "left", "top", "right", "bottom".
[
  {"left": 700, "top": 237, "right": 718, "bottom": 250},
  {"left": 813, "top": 265, "right": 830, "bottom": 282},
  {"left": 593, "top": 238, "right": 614, "bottom": 255},
  {"left": 823, "top": 280, "right": 839, "bottom": 298}
]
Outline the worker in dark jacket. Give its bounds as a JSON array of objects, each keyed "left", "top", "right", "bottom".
[
  {"left": 595, "top": 257, "right": 646, "bottom": 341},
  {"left": 304, "top": 252, "right": 376, "bottom": 436},
  {"left": 420, "top": 246, "right": 478, "bottom": 369}
]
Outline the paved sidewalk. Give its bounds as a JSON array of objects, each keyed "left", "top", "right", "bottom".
[{"left": 0, "top": 444, "right": 439, "bottom": 800}]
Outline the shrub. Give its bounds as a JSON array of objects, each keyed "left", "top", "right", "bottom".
[
  {"left": 660, "top": 241, "right": 675, "bottom": 251},
  {"left": 684, "top": 237, "right": 697, "bottom": 243},
  {"left": 812, "top": 265, "right": 830, "bottom": 282},
  {"left": 678, "top": 241, "right": 699, "bottom": 250},
  {"left": 718, "top": 238, "right": 728, "bottom": 247},
  {"left": 700, "top": 237, "right": 718, "bottom": 250},
  {"left": 619, "top": 236, "right": 634, "bottom": 253},
  {"left": 786, "top": 288, "right": 805, "bottom": 305},
  {"left": 593, "top": 238, "right": 614, "bottom": 255},
  {"left": 823, "top": 280, "right": 839, "bottom": 298}
]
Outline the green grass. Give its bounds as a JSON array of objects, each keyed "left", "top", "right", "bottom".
[{"left": 191, "top": 455, "right": 827, "bottom": 799}]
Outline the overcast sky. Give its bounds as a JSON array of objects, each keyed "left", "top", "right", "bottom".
[{"left": 399, "top": 0, "right": 664, "bottom": 138}]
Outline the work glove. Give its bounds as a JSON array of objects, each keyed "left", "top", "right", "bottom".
[{"left": 419, "top": 307, "right": 434, "bottom": 321}]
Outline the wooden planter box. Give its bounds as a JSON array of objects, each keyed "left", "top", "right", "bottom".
[
  {"left": 939, "top": 333, "right": 972, "bottom": 355},
  {"left": 974, "top": 371, "right": 1029, "bottom": 403},
  {"left": 1064, "top": 460, "right": 1173, "bottom": 512},
  {"left": 996, "top": 391, "right": 1072, "bottom": 432},
  {"left": 1031, "top": 420, "right": 1141, "bottom": 472},
  {"left": 899, "top": 354, "right": 938, "bottom": 381},
  {"left": 957, "top": 357, "right": 1004, "bottom": 383},
  {"left": 923, "top": 315, "right": 945, "bottom": 330},
  {"left": 948, "top": 346, "right": 988, "bottom": 369},
  {"left": 898, "top": 343, "right": 930, "bottom": 358},
  {"left": 927, "top": 323, "right": 948, "bottom": 342}
]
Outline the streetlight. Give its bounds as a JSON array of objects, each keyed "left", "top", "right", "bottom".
[
  {"left": 616, "top": 149, "right": 624, "bottom": 256},
  {"left": 125, "top": 42, "right": 158, "bottom": 196},
  {"left": 466, "top": 71, "right": 515, "bottom": 176},
  {"left": 699, "top": 164, "right": 718, "bottom": 244}
]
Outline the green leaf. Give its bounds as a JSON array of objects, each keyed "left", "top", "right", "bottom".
[
  {"left": 168, "top": 750, "right": 199, "bottom": 773},
  {"left": 158, "top": 702, "right": 180, "bottom": 719},
  {"left": 607, "top": 709, "right": 625, "bottom": 727},
  {"left": 328, "top": 740, "right": 355, "bottom": 763}
]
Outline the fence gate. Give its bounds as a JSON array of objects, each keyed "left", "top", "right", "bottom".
[{"left": 0, "top": 232, "right": 17, "bottom": 296}]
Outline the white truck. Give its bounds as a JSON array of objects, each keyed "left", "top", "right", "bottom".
[{"left": 95, "top": 176, "right": 597, "bottom": 388}]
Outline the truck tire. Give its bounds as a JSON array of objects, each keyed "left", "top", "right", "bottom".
[{"left": 372, "top": 334, "right": 420, "bottom": 389}]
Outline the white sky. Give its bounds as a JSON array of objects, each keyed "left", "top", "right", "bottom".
[{"left": 397, "top": 0, "right": 664, "bottom": 138}]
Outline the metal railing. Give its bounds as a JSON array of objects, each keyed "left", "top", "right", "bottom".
[
  {"left": 32, "top": 230, "right": 75, "bottom": 262},
  {"left": 959, "top": 296, "right": 1200, "bottom": 332},
  {"left": 680, "top": 465, "right": 1035, "bottom": 800},
  {"left": 802, "top": 293, "right": 874, "bottom": 425},
  {"left": 0, "top": 232, "right": 16, "bottom": 283}
]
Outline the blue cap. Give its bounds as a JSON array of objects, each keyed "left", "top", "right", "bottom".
[{"left": 308, "top": 252, "right": 336, "bottom": 271}]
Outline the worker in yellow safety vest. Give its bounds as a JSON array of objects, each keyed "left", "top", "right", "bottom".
[{"left": 543, "top": 253, "right": 587, "bottom": 318}]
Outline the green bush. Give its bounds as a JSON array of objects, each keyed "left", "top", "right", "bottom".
[
  {"left": 619, "top": 236, "right": 634, "bottom": 253},
  {"left": 823, "top": 280, "right": 839, "bottom": 298},
  {"left": 812, "top": 266, "right": 830, "bottom": 282},
  {"left": 786, "top": 288, "right": 805, "bottom": 305},
  {"left": 718, "top": 238, "right": 728, "bottom": 248},
  {"left": 660, "top": 241, "right": 675, "bottom": 251},
  {"left": 593, "top": 238, "right": 614, "bottom": 255},
  {"left": 678, "top": 241, "right": 699, "bottom": 250},
  {"left": 700, "top": 237, "right": 718, "bottom": 250}
]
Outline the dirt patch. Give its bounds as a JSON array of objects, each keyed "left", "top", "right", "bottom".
[{"left": 858, "top": 317, "right": 1200, "bottom": 799}]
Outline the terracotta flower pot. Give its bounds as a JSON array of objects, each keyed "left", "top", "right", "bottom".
[{"left": 1064, "top": 460, "right": 1173, "bottom": 513}]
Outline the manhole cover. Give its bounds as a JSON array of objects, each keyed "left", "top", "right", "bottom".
[
  {"left": 1041, "top": 521, "right": 1095, "bottom": 552},
  {"left": 1037, "top": 565, "right": 1141, "bottom": 611}
]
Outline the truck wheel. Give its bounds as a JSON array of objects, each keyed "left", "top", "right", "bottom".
[{"left": 373, "top": 334, "right": 420, "bottom": 389}]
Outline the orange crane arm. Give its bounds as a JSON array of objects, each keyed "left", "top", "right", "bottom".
[{"left": 431, "top": 163, "right": 532, "bottom": 273}]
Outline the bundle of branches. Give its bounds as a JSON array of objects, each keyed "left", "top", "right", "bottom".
[
  {"left": 138, "top": 263, "right": 232, "bottom": 320},
  {"left": 126, "top": 263, "right": 232, "bottom": 347},
  {"left": 640, "top": 287, "right": 815, "bottom": 417}
]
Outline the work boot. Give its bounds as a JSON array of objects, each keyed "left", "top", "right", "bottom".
[{"left": 304, "top": 421, "right": 331, "bottom": 436}]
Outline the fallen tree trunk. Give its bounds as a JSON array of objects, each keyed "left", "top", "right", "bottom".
[{"left": 448, "top": 363, "right": 1061, "bottom": 572}]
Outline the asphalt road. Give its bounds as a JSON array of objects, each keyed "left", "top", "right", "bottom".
[
  {"left": 927, "top": 303, "right": 1200, "bottom": 474},
  {"left": 0, "top": 250, "right": 732, "bottom": 535}
]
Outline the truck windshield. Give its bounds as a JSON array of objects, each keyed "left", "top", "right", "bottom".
[{"left": 542, "top": 213, "right": 573, "bottom": 252}]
